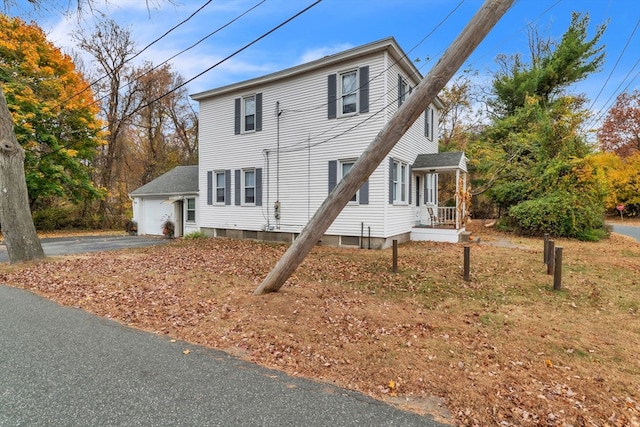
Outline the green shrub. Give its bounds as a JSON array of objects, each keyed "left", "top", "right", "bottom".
[
  {"left": 32, "top": 207, "right": 74, "bottom": 231},
  {"left": 183, "top": 230, "right": 207, "bottom": 240},
  {"left": 508, "top": 191, "right": 605, "bottom": 240}
]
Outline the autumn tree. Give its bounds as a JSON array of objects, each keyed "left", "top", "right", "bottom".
[
  {"left": 1, "top": 14, "right": 105, "bottom": 261},
  {"left": 73, "top": 18, "right": 138, "bottom": 224},
  {"left": 598, "top": 89, "right": 640, "bottom": 158},
  {"left": 127, "top": 62, "right": 197, "bottom": 187},
  {"left": 475, "top": 12, "right": 608, "bottom": 239}
]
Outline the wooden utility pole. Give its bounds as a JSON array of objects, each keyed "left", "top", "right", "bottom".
[{"left": 253, "top": 0, "right": 515, "bottom": 295}]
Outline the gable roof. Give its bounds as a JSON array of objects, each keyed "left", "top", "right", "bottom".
[
  {"left": 191, "top": 37, "right": 425, "bottom": 101},
  {"left": 129, "top": 165, "right": 198, "bottom": 197},
  {"left": 413, "top": 152, "right": 467, "bottom": 172}
]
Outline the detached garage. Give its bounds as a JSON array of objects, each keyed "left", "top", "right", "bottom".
[{"left": 129, "top": 166, "right": 199, "bottom": 237}]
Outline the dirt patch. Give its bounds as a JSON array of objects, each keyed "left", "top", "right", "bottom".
[{"left": 1, "top": 222, "right": 638, "bottom": 426}]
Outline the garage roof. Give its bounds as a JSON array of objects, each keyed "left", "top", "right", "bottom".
[{"left": 129, "top": 166, "right": 198, "bottom": 197}]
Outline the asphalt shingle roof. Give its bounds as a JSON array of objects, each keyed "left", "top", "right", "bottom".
[
  {"left": 412, "top": 151, "right": 466, "bottom": 171},
  {"left": 129, "top": 166, "right": 198, "bottom": 196}
]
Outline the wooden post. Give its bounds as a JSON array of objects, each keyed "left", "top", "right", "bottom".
[
  {"left": 543, "top": 233, "right": 549, "bottom": 264},
  {"left": 547, "top": 240, "right": 555, "bottom": 275},
  {"left": 252, "top": 0, "right": 515, "bottom": 295},
  {"left": 553, "top": 246, "right": 563, "bottom": 291},
  {"left": 392, "top": 239, "right": 398, "bottom": 273},
  {"left": 463, "top": 245, "right": 470, "bottom": 281}
]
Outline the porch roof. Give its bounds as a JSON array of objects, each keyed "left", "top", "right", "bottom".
[{"left": 412, "top": 151, "right": 467, "bottom": 173}]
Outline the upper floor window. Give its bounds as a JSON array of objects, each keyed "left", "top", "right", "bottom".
[
  {"left": 243, "top": 96, "right": 255, "bottom": 132},
  {"left": 425, "top": 106, "right": 434, "bottom": 141},
  {"left": 340, "top": 70, "right": 358, "bottom": 115},
  {"left": 186, "top": 197, "right": 196, "bottom": 222},
  {"left": 234, "top": 93, "right": 262, "bottom": 134},
  {"left": 399, "top": 76, "right": 408, "bottom": 107},
  {"left": 327, "top": 66, "right": 369, "bottom": 119}
]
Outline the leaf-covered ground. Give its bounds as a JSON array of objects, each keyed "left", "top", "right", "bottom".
[{"left": 1, "top": 221, "right": 639, "bottom": 426}]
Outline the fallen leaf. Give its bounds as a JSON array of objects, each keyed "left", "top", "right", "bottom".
[{"left": 183, "top": 349, "right": 190, "bottom": 355}]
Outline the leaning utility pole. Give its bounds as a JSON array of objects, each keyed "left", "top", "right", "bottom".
[{"left": 253, "top": 0, "right": 514, "bottom": 295}]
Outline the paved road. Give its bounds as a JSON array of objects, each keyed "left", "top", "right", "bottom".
[
  {"left": 0, "top": 285, "right": 447, "bottom": 426},
  {"left": 610, "top": 224, "right": 640, "bottom": 242},
  {"left": 0, "top": 235, "right": 168, "bottom": 263}
]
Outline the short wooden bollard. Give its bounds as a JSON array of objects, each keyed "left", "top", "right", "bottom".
[
  {"left": 547, "top": 240, "right": 555, "bottom": 275},
  {"left": 543, "top": 233, "right": 549, "bottom": 264},
  {"left": 392, "top": 239, "right": 398, "bottom": 273},
  {"left": 553, "top": 246, "right": 563, "bottom": 291},
  {"left": 463, "top": 246, "right": 470, "bottom": 281}
]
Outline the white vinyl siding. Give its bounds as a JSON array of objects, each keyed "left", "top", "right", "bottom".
[{"left": 196, "top": 41, "right": 440, "bottom": 241}]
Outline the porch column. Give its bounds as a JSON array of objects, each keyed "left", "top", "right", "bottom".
[
  {"left": 455, "top": 169, "right": 460, "bottom": 229},
  {"left": 462, "top": 171, "right": 467, "bottom": 228}
]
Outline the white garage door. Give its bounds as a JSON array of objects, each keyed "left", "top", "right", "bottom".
[{"left": 139, "top": 198, "right": 175, "bottom": 236}]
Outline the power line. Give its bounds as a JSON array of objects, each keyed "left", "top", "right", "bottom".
[
  {"left": 87, "top": 0, "right": 266, "bottom": 112},
  {"left": 587, "top": 18, "right": 640, "bottom": 113},
  {"left": 56, "top": 0, "right": 215, "bottom": 109},
  {"left": 39, "top": 0, "right": 322, "bottom": 158}
]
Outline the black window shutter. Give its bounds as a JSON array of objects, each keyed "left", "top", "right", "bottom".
[
  {"left": 327, "top": 74, "right": 337, "bottom": 119},
  {"left": 225, "top": 169, "right": 231, "bottom": 205},
  {"left": 359, "top": 179, "right": 369, "bottom": 205},
  {"left": 328, "top": 160, "right": 337, "bottom": 193},
  {"left": 255, "top": 93, "right": 263, "bottom": 132},
  {"left": 398, "top": 74, "right": 403, "bottom": 108},
  {"left": 255, "top": 168, "right": 262, "bottom": 206},
  {"left": 207, "top": 171, "right": 213, "bottom": 205},
  {"left": 234, "top": 98, "right": 241, "bottom": 135},
  {"left": 234, "top": 169, "right": 241, "bottom": 206},
  {"left": 408, "top": 165, "right": 413, "bottom": 205},
  {"left": 388, "top": 157, "right": 394, "bottom": 205},
  {"left": 359, "top": 66, "right": 369, "bottom": 113}
]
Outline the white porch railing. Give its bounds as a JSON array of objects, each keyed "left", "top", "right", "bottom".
[
  {"left": 437, "top": 207, "right": 456, "bottom": 226},
  {"left": 416, "top": 205, "right": 462, "bottom": 229}
]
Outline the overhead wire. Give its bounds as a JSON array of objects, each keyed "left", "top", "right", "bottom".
[
  {"left": 86, "top": 0, "right": 266, "bottom": 111},
  {"left": 55, "top": 0, "right": 215, "bottom": 109},
  {"left": 37, "top": 0, "right": 323, "bottom": 158}
]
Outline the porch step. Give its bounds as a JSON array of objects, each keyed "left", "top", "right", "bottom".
[{"left": 459, "top": 231, "right": 473, "bottom": 243}]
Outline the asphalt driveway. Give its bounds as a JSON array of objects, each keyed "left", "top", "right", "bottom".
[{"left": 0, "top": 235, "right": 169, "bottom": 263}]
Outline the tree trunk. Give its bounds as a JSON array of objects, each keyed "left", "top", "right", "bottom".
[
  {"left": 0, "top": 87, "right": 45, "bottom": 263},
  {"left": 253, "top": 0, "right": 514, "bottom": 295}
]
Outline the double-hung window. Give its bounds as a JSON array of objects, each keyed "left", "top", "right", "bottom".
[
  {"left": 215, "top": 171, "right": 225, "bottom": 204},
  {"left": 340, "top": 70, "right": 358, "bottom": 115},
  {"left": 243, "top": 95, "right": 256, "bottom": 132},
  {"left": 341, "top": 160, "right": 357, "bottom": 203},
  {"left": 392, "top": 159, "right": 409, "bottom": 204},
  {"left": 399, "top": 77, "right": 408, "bottom": 106},
  {"left": 186, "top": 198, "right": 196, "bottom": 222},
  {"left": 243, "top": 169, "right": 255, "bottom": 205},
  {"left": 425, "top": 106, "right": 434, "bottom": 141}
]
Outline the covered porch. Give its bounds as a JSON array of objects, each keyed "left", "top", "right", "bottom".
[{"left": 410, "top": 151, "right": 468, "bottom": 243}]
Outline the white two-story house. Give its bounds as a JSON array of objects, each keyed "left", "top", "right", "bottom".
[{"left": 188, "top": 37, "right": 467, "bottom": 248}]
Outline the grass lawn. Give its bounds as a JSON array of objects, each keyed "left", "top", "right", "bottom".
[{"left": 1, "top": 220, "right": 638, "bottom": 426}]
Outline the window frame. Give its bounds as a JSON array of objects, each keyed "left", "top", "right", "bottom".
[
  {"left": 340, "top": 159, "right": 358, "bottom": 203},
  {"left": 425, "top": 106, "right": 434, "bottom": 141},
  {"left": 392, "top": 159, "right": 409, "bottom": 204},
  {"left": 399, "top": 78, "right": 408, "bottom": 106},
  {"left": 242, "top": 94, "right": 256, "bottom": 133},
  {"left": 242, "top": 168, "right": 256, "bottom": 206},
  {"left": 214, "top": 171, "right": 225, "bottom": 204},
  {"left": 339, "top": 69, "right": 358, "bottom": 116},
  {"left": 186, "top": 197, "right": 196, "bottom": 222}
]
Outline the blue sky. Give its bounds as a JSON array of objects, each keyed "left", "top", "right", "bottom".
[{"left": 6, "top": 0, "right": 640, "bottom": 127}]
